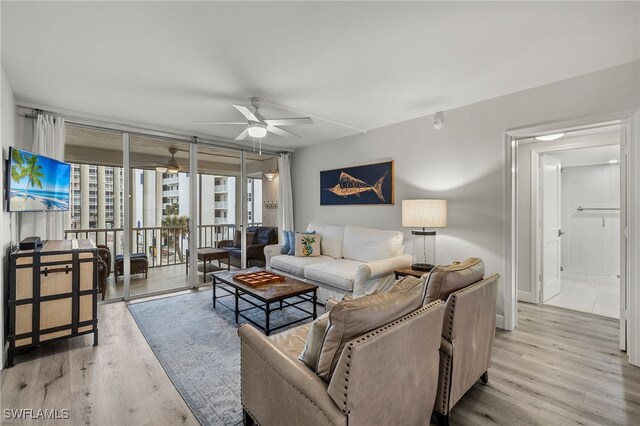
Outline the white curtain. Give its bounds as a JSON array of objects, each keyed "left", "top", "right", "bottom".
[
  {"left": 278, "top": 153, "right": 294, "bottom": 233},
  {"left": 20, "top": 114, "right": 66, "bottom": 240}
]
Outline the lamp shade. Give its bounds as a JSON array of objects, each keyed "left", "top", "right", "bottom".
[{"left": 402, "top": 199, "right": 447, "bottom": 228}]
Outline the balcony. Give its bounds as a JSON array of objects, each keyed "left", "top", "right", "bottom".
[
  {"left": 214, "top": 185, "right": 228, "bottom": 193},
  {"left": 163, "top": 189, "right": 179, "bottom": 197},
  {"left": 214, "top": 201, "right": 228, "bottom": 209}
]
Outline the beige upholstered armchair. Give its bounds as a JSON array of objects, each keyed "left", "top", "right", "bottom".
[
  {"left": 422, "top": 258, "right": 499, "bottom": 425},
  {"left": 238, "top": 285, "right": 445, "bottom": 426}
]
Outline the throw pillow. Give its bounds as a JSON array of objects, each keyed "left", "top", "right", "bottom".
[
  {"left": 232, "top": 230, "right": 256, "bottom": 248},
  {"left": 281, "top": 230, "right": 293, "bottom": 254},
  {"left": 423, "top": 257, "right": 484, "bottom": 304},
  {"left": 298, "top": 312, "right": 330, "bottom": 371},
  {"left": 294, "top": 232, "right": 322, "bottom": 257},
  {"left": 287, "top": 230, "right": 297, "bottom": 255},
  {"left": 315, "top": 276, "right": 425, "bottom": 381}
]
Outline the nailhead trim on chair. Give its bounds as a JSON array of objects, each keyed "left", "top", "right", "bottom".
[
  {"left": 337, "top": 301, "right": 444, "bottom": 414},
  {"left": 240, "top": 338, "right": 339, "bottom": 425}
]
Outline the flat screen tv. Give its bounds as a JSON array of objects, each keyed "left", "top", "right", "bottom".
[{"left": 7, "top": 147, "right": 71, "bottom": 212}]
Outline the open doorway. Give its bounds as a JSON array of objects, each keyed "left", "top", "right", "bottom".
[
  {"left": 515, "top": 123, "right": 627, "bottom": 348},
  {"left": 539, "top": 144, "right": 621, "bottom": 318}
]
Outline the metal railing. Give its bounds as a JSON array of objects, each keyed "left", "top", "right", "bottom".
[{"left": 64, "top": 224, "right": 237, "bottom": 270}]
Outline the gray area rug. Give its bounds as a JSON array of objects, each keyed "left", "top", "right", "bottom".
[{"left": 128, "top": 288, "right": 321, "bottom": 426}]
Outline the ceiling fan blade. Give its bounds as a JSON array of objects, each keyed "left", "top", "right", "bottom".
[
  {"left": 233, "top": 104, "right": 259, "bottom": 122},
  {"left": 192, "top": 121, "right": 247, "bottom": 125},
  {"left": 235, "top": 128, "right": 249, "bottom": 141},
  {"left": 263, "top": 117, "right": 313, "bottom": 126},
  {"left": 267, "top": 125, "right": 299, "bottom": 138}
]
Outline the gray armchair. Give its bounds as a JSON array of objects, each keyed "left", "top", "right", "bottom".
[
  {"left": 427, "top": 261, "right": 499, "bottom": 426},
  {"left": 238, "top": 300, "right": 445, "bottom": 426}
]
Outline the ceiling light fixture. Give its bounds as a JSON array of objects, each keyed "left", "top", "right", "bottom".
[
  {"left": 534, "top": 133, "right": 566, "bottom": 141},
  {"left": 247, "top": 123, "right": 267, "bottom": 138},
  {"left": 609, "top": 159, "right": 619, "bottom": 164},
  {"left": 155, "top": 166, "right": 168, "bottom": 173},
  {"left": 265, "top": 169, "right": 278, "bottom": 181}
]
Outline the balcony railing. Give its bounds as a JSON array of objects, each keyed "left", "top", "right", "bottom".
[{"left": 64, "top": 224, "right": 237, "bottom": 270}]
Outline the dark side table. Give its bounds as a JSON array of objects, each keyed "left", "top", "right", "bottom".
[{"left": 394, "top": 267, "right": 432, "bottom": 280}]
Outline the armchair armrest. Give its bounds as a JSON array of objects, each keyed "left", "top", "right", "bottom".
[
  {"left": 264, "top": 244, "right": 285, "bottom": 269},
  {"left": 217, "top": 239, "right": 233, "bottom": 248},
  {"left": 238, "top": 324, "right": 346, "bottom": 426},
  {"left": 246, "top": 243, "right": 267, "bottom": 261}
]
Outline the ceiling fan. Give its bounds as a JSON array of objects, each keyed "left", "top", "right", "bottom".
[
  {"left": 154, "top": 147, "right": 183, "bottom": 173},
  {"left": 193, "top": 97, "right": 313, "bottom": 141}
]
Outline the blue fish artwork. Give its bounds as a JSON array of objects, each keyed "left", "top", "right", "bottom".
[{"left": 320, "top": 161, "right": 393, "bottom": 205}]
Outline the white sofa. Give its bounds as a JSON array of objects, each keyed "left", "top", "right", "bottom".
[{"left": 264, "top": 223, "right": 412, "bottom": 303}]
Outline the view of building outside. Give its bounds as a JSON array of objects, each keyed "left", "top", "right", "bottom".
[{"left": 65, "top": 164, "right": 262, "bottom": 257}]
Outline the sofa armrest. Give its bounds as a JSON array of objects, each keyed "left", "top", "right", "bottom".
[
  {"left": 356, "top": 254, "right": 412, "bottom": 281},
  {"left": 238, "top": 324, "right": 346, "bottom": 426},
  {"left": 264, "top": 244, "right": 285, "bottom": 269}
]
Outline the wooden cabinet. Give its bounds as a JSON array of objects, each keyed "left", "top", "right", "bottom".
[{"left": 7, "top": 239, "right": 98, "bottom": 367}]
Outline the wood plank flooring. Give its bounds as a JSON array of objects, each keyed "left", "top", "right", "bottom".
[{"left": 2, "top": 296, "right": 639, "bottom": 425}]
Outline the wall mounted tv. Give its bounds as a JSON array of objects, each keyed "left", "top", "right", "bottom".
[{"left": 7, "top": 147, "right": 71, "bottom": 212}]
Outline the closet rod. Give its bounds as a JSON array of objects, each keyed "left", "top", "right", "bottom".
[{"left": 577, "top": 206, "right": 620, "bottom": 211}]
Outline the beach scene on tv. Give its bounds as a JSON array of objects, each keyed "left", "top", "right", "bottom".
[{"left": 9, "top": 148, "right": 70, "bottom": 211}]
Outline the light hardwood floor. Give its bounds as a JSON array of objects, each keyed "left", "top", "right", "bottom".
[{"left": 2, "top": 295, "right": 639, "bottom": 425}]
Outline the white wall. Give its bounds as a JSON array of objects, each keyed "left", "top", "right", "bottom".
[
  {"left": 292, "top": 61, "right": 640, "bottom": 321},
  {"left": 562, "top": 164, "right": 620, "bottom": 277},
  {"left": 1, "top": 66, "right": 18, "bottom": 368}
]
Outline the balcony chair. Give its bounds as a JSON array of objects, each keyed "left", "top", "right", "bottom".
[
  {"left": 96, "top": 244, "right": 111, "bottom": 301},
  {"left": 218, "top": 226, "right": 277, "bottom": 268},
  {"left": 114, "top": 253, "right": 149, "bottom": 279},
  {"left": 422, "top": 258, "right": 499, "bottom": 426}
]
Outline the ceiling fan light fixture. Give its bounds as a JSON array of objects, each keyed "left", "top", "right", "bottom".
[
  {"left": 247, "top": 123, "right": 267, "bottom": 138},
  {"left": 167, "top": 164, "right": 180, "bottom": 173},
  {"left": 155, "top": 166, "right": 168, "bottom": 173}
]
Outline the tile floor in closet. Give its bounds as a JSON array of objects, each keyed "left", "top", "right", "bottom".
[{"left": 543, "top": 277, "right": 619, "bottom": 318}]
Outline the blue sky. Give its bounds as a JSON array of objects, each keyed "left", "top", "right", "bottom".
[{"left": 10, "top": 148, "right": 70, "bottom": 193}]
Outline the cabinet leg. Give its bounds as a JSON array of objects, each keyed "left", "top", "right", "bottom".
[
  {"left": 481, "top": 371, "right": 489, "bottom": 384},
  {"left": 93, "top": 330, "right": 99, "bottom": 346}
]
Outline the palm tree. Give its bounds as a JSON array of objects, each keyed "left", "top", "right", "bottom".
[
  {"left": 10, "top": 149, "right": 26, "bottom": 189},
  {"left": 161, "top": 215, "right": 189, "bottom": 262},
  {"left": 18, "top": 153, "right": 45, "bottom": 199},
  {"left": 164, "top": 202, "right": 180, "bottom": 216}
]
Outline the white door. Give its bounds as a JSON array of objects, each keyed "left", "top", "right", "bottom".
[{"left": 541, "top": 155, "right": 562, "bottom": 302}]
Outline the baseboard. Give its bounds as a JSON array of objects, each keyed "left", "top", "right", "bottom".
[
  {"left": 495, "top": 314, "right": 505, "bottom": 330},
  {"left": 518, "top": 290, "right": 534, "bottom": 303}
]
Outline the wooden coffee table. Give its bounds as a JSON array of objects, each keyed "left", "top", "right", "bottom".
[{"left": 212, "top": 267, "right": 318, "bottom": 335}]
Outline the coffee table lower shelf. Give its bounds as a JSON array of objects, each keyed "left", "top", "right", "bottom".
[{"left": 212, "top": 273, "right": 317, "bottom": 336}]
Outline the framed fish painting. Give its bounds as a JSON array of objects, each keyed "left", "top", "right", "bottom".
[{"left": 320, "top": 161, "right": 394, "bottom": 205}]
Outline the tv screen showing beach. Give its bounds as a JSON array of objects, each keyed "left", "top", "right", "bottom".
[{"left": 8, "top": 147, "right": 70, "bottom": 212}]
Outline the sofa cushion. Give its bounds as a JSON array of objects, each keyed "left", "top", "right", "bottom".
[
  {"left": 269, "top": 322, "right": 311, "bottom": 359},
  {"left": 306, "top": 223, "right": 345, "bottom": 259},
  {"left": 294, "top": 233, "right": 322, "bottom": 257},
  {"left": 271, "top": 254, "right": 335, "bottom": 277},
  {"left": 342, "top": 225, "right": 404, "bottom": 263},
  {"left": 250, "top": 226, "right": 277, "bottom": 245},
  {"left": 303, "top": 259, "right": 362, "bottom": 292},
  {"left": 389, "top": 275, "right": 423, "bottom": 294},
  {"left": 424, "top": 257, "right": 485, "bottom": 304},
  {"left": 315, "top": 276, "right": 425, "bottom": 381},
  {"left": 298, "top": 312, "right": 330, "bottom": 371}
]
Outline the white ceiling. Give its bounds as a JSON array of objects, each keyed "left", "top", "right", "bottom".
[
  {"left": 552, "top": 144, "right": 620, "bottom": 168},
  {"left": 2, "top": 2, "right": 639, "bottom": 150}
]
